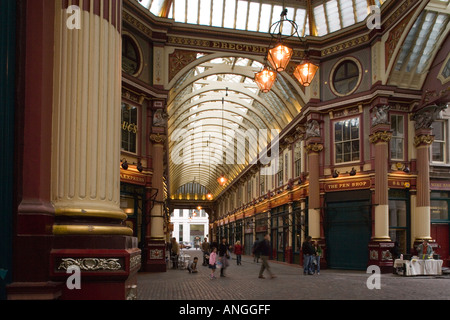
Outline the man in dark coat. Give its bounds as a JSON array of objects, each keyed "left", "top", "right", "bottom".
[
  {"left": 255, "top": 234, "right": 276, "bottom": 279},
  {"left": 302, "top": 236, "right": 316, "bottom": 275}
]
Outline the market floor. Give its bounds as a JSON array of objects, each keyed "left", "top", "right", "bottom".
[{"left": 137, "top": 249, "right": 450, "bottom": 300}]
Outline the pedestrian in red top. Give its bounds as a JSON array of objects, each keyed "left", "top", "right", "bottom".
[{"left": 234, "top": 240, "right": 243, "bottom": 265}]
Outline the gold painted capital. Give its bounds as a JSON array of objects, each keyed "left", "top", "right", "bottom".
[
  {"left": 414, "top": 134, "right": 434, "bottom": 148},
  {"left": 149, "top": 133, "right": 166, "bottom": 144},
  {"left": 369, "top": 131, "right": 392, "bottom": 144},
  {"left": 305, "top": 143, "right": 324, "bottom": 154}
]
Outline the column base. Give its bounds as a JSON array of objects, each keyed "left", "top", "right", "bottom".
[
  {"left": 50, "top": 235, "right": 141, "bottom": 300},
  {"left": 142, "top": 238, "right": 167, "bottom": 273},
  {"left": 7, "top": 282, "right": 63, "bottom": 300},
  {"left": 368, "top": 241, "right": 394, "bottom": 273}
]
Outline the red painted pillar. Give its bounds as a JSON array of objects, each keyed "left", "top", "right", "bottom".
[{"left": 7, "top": 0, "right": 62, "bottom": 300}]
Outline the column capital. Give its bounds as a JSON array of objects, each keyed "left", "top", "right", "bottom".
[
  {"left": 414, "top": 134, "right": 435, "bottom": 148},
  {"left": 369, "top": 131, "right": 392, "bottom": 144},
  {"left": 305, "top": 143, "right": 324, "bottom": 154},
  {"left": 149, "top": 133, "right": 166, "bottom": 144}
]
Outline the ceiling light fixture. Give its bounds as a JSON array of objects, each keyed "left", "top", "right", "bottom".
[
  {"left": 254, "top": 6, "right": 319, "bottom": 91},
  {"left": 217, "top": 89, "right": 228, "bottom": 187}
]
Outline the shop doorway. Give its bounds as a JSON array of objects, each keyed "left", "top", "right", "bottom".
[
  {"left": 325, "top": 198, "right": 371, "bottom": 270},
  {"left": 431, "top": 224, "right": 449, "bottom": 267}
]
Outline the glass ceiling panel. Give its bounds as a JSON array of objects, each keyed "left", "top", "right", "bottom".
[{"left": 140, "top": 0, "right": 380, "bottom": 37}]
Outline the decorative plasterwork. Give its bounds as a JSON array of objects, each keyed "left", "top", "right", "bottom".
[
  {"left": 169, "top": 49, "right": 207, "bottom": 83},
  {"left": 413, "top": 134, "right": 435, "bottom": 147},
  {"left": 384, "top": 7, "right": 418, "bottom": 71},
  {"left": 321, "top": 35, "right": 370, "bottom": 58},
  {"left": 123, "top": 10, "right": 153, "bottom": 37},
  {"left": 369, "top": 131, "right": 393, "bottom": 144},
  {"left": 305, "top": 143, "right": 324, "bottom": 154},
  {"left": 57, "top": 258, "right": 123, "bottom": 271}
]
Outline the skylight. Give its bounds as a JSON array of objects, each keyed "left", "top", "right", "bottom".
[{"left": 139, "top": 0, "right": 383, "bottom": 37}]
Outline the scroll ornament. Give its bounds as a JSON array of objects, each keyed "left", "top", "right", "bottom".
[
  {"left": 369, "top": 131, "right": 392, "bottom": 144},
  {"left": 58, "top": 258, "right": 122, "bottom": 271},
  {"left": 414, "top": 134, "right": 435, "bottom": 147},
  {"left": 305, "top": 143, "right": 324, "bottom": 153}
]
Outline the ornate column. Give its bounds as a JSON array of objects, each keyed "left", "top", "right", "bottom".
[
  {"left": 144, "top": 133, "right": 167, "bottom": 272},
  {"left": 304, "top": 118, "right": 323, "bottom": 241},
  {"left": 7, "top": 0, "right": 62, "bottom": 300},
  {"left": 368, "top": 105, "right": 393, "bottom": 272},
  {"left": 411, "top": 105, "right": 443, "bottom": 245},
  {"left": 48, "top": 1, "right": 140, "bottom": 300}
]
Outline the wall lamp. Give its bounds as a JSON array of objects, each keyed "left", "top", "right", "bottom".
[
  {"left": 121, "top": 159, "right": 128, "bottom": 170},
  {"left": 349, "top": 168, "right": 357, "bottom": 176},
  {"left": 403, "top": 166, "right": 410, "bottom": 173},
  {"left": 332, "top": 170, "right": 339, "bottom": 178},
  {"left": 137, "top": 161, "right": 144, "bottom": 173}
]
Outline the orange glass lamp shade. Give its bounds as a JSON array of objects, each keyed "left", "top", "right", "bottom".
[
  {"left": 217, "top": 175, "right": 228, "bottom": 186},
  {"left": 255, "top": 67, "right": 276, "bottom": 93},
  {"left": 268, "top": 43, "right": 293, "bottom": 72},
  {"left": 293, "top": 60, "right": 319, "bottom": 87},
  {"left": 206, "top": 192, "right": 213, "bottom": 200}
]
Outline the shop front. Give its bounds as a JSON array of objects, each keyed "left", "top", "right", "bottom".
[
  {"left": 270, "top": 205, "right": 289, "bottom": 262},
  {"left": 324, "top": 182, "right": 372, "bottom": 270},
  {"left": 430, "top": 181, "right": 450, "bottom": 267}
]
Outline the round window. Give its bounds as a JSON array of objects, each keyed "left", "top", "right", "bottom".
[
  {"left": 122, "top": 35, "right": 141, "bottom": 75},
  {"left": 332, "top": 60, "right": 360, "bottom": 96}
]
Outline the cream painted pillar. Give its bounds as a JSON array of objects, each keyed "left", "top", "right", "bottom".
[
  {"left": 413, "top": 133, "right": 434, "bottom": 241},
  {"left": 51, "top": 0, "right": 131, "bottom": 236},
  {"left": 369, "top": 129, "right": 392, "bottom": 241},
  {"left": 149, "top": 134, "right": 166, "bottom": 240},
  {"left": 305, "top": 143, "right": 323, "bottom": 240}
]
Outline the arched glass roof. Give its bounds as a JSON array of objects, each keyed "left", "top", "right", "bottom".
[
  {"left": 167, "top": 56, "right": 302, "bottom": 198},
  {"left": 138, "top": 0, "right": 386, "bottom": 37}
]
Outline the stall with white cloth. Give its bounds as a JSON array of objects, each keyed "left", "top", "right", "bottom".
[{"left": 394, "top": 258, "right": 443, "bottom": 276}]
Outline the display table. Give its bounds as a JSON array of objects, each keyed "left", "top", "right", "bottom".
[{"left": 394, "top": 259, "right": 443, "bottom": 276}]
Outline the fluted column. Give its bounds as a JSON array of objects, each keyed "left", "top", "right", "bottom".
[
  {"left": 369, "top": 129, "right": 392, "bottom": 241},
  {"left": 51, "top": 0, "right": 130, "bottom": 235},
  {"left": 48, "top": 1, "right": 140, "bottom": 300},
  {"left": 413, "top": 131, "right": 434, "bottom": 241},
  {"left": 305, "top": 143, "right": 323, "bottom": 240}
]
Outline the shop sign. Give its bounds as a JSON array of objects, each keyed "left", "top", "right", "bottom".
[
  {"left": 120, "top": 172, "right": 146, "bottom": 186},
  {"left": 325, "top": 178, "right": 371, "bottom": 192},
  {"left": 388, "top": 179, "right": 410, "bottom": 189},
  {"left": 430, "top": 181, "right": 450, "bottom": 191}
]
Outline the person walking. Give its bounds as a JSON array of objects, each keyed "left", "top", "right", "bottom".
[
  {"left": 234, "top": 240, "right": 243, "bottom": 265},
  {"left": 170, "top": 237, "right": 180, "bottom": 269},
  {"left": 202, "top": 238, "right": 210, "bottom": 266},
  {"left": 252, "top": 237, "right": 260, "bottom": 263},
  {"left": 312, "top": 241, "right": 322, "bottom": 275},
  {"left": 256, "top": 234, "right": 276, "bottom": 279},
  {"left": 218, "top": 237, "right": 231, "bottom": 277},
  {"left": 302, "top": 236, "right": 315, "bottom": 275},
  {"left": 208, "top": 247, "right": 218, "bottom": 280}
]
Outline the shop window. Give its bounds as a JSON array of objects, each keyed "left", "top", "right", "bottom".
[
  {"left": 122, "top": 34, "right": 141, "bottom": 76},
  {"left": 334, "top": 117, "right": 360, "bottom": 164},
  {"left": 389, "top": 189, "right": 409, "bottom": 255},
  {"left": 431, "top": 192, "right": 449, "bottom": 221},
  {"left": 121, "top": 103, "right": 138, "bottom": 153},
  {"left": 431, "top": 120, "right": 447, "bottom": 163},
  {"left": 390, "top": 115, "right": 404, "bottom": 160},
  {"left": 332, "top": 59, "right": 360, "bottom": 96}
]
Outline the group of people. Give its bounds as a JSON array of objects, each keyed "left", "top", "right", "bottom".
[
  {"left": 301, "top": 236, "right": 322, "bottom": 275},
  {"left": 169, "top": 234, "right": 324, "bottom": 279}
]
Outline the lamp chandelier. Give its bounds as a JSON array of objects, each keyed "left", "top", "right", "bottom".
[{"left": 255, "top": 7, "right": 319, "bottom": 92}]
